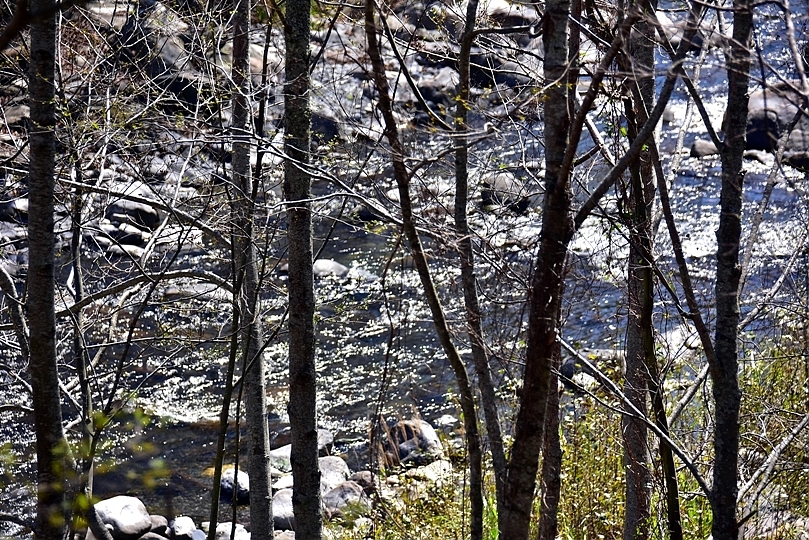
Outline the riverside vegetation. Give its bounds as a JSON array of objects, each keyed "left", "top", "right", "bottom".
[{"left": 1, "top": 0, "right": 809, "bottom": 537}]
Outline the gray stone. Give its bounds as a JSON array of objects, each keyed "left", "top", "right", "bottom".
[
  {"left": 272, "top": 473, "right": 294, "bottom": 490},
  {"left": 785, "top": 150, "right": 809, "bottom": 171},
  {"left": 319, "top": 455, "right": 350, "bottom": 495},
  {"left": 220, "top": 468, "right": 250, "bottom": 506},
  {"left": 150, "top": 515, "right": 169, "bottom": 536},
  {"left": 171, "top": 516, "right": 197, "bottom": 539},
  {"left": 382, "top": 418, "right": 444, "bottom": 466},
  {"left": 323, "top": 481, "right": 370, "bottom": 519},
  {"left": 746, "top": 82, "right": 809, "bottom": 152},
  {"left": 480, "top": 171, "right": 530, "bottom": 214},
  {"left": 270, "top": 444, "right": 292, "bottom": 472},
  {"left": 313, "top": 259, "right": 349, "bottom": 278},
  {"left": 106, "top": 199, "right": 161, "bottom": 230},
  {"left": 3, "top": 104, "right": 29, "bottom": 125},
  {"left": 0, "top": 197, "right": 27, "bottom": 223},
  {"left": 272, "top": 489, "right": 295, "bottom": 531},
  {"left": 271, "top": 427, "right": 333, "bottom": 456},
  {"left": 91, "top": 495, "right": 152, "bottom": 540},
  {"left": 349, "top": 471, "right": 377, "bottom": 495},
  {"left": 106, "top": 244, "right": 146, "bottom": 258},
  {"left": 214, "top": 522, "right": 250, "bottom": 540},
  {"left": 690, "top": 139, "right": 719, "bottom": 158}
]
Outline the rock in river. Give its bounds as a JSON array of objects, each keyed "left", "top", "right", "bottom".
[
  {"left": 88, "top": 495, "right": 152, "bottom": 540},
  {"left": 220, "top": 467, "right": 250, "bottom": 506}
]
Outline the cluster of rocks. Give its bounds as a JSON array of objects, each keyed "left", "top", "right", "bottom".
[
  {"left": 689, "top": 82, "right": 809, "bottom": 170},
  {"left": 84, "top": 495, "right": 249, "bottom": 540},
  {"left": 83, "top": 418, "right": 449, "bottom": 540},
  {"left": 0, "top": 173, "right": 208, "bottom": 275}
]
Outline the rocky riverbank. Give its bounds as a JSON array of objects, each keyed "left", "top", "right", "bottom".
[{"left": 73, "top": 417, "right": 454, "bottom": 540}]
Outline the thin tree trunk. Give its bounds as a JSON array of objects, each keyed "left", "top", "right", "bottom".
[
  {"left": 500, "top": 0, "right": 571, "bottom": 534},
  {"left": 537, "top": 336, "right": 562, "bottom": 540},
  {"left": 285, "top": 0, "right": 322, "bottom": 535},
  {"left": 28, "top": 1, "right": 68, "bottom": 537},
  {"left": 231, "top": 0, "right": 273, "bottom": 536},
  {"left": 364, "top": 2, "right": 484, "bottom": 537},
  {"left": 621, "top": 5, "right": 655, "bottom": 537},
  {"left": 711, "top": 0, "right": 752, "bottom": 536},
  {"left": 537, "top": 2, "right": 580, "bottom": 536},
  {"left": 454, "top": 0, "right": 507, "bottom": 520}
]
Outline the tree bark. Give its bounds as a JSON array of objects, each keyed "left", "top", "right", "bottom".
[
  {"left": 364, "top": 2, "right": 484, "bottom": 537},
  {"left": 500, "top": 0, "right": 572, "bottom": 534},
  {"left": 232, "top": 0, "right": 273, "bottom": 537},
  {"left": 285, "top": 0, "right": 322, "bottom": 536},
  {"left": 711, "top": 0, "right": 752, "bottom": 536},
  {"left": 454, "top": 0, "right": 507, "bottom": 519},
  {"left": 28, "top": 1, "right": 69, "bottom": 537},
  {"left": 621, "top": 5, "right": 655, "bottom": 538},
  {"left": 537, "top": 339, "right": 562, "bottom": 540}
]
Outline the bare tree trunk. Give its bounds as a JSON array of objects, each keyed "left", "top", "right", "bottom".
[
  {"left": 711, "top": 0, "right": 752, "bottom": 536},
  {"left": 500, "top": 0, "right": 572, "bottom": 534},
  {"left": 285, "top": 0, "right": 322, "bottom": 535},
  {"left": 28, "top": 2, "right": 68, "bottom": 537},
  {"left": 364, "top": 2, "right": 484, "bottom": 537},
  {"left": 232, "top": 0, "right": 273, "bottom": 536},
  {"left": 454, "top": 0, "right": 507, "bottom": 519},
  {"left": 621, "top": 5, "right": 655, "bottom": 538},
  {"left": 537, "top": 338, "right": 562, "bottom": 540}
]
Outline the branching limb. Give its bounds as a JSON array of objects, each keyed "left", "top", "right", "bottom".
[
  {"left": 738, "top": 412, "right": 809, "bottom": 503},
  {"left": 0, "top": 263, "right": 28, "bottom": 360},
  {"left": 558, "top": 337, "right": 711, "bottom": 498}
]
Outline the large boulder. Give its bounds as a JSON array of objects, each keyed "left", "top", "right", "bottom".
[
  {"left": 380, "top": 418, "right": 444, "bottom": 466},
  {"left": 88, "top": 495, "right": 151, "bottom": 540},
  {"left": 480, "top": 170, "right": 532, "bottom": 214},
  {"left": 106, "top": 198, "right": 161, "bottom": 230},
  {"left": 270, "top": 444, "right": 292, "bottom": 472},
  {"left": 271, "top": 427, "right": 333, "bottom": 456},
  {"left": 319, "top": 455, "right": 351, "bottom": 495},
  {"left": 272, "top": 489, "right": 295, "bottom": 531},
  {"left": 746, "top": 82, "right": 809, "bottom": 152},
  {"left": 323, "top": 481, "right": 371, "bottom": 520}
]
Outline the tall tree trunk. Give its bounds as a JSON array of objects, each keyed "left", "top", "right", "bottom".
[
  {"left": 454, "top": 0, "right": 507, "bottom": 519},
  {"left": 500, "top": 0, "right": 572, "bottom": 534},
  {"left": 28, "top": 2, "right": 68, "bottom": 537},
  {"left": 364, "top": 2, "right": 484, "bottom": 537},
  {"left": 711, "top": 0, "right": 752, "bottom": 537},
  {"left": 284, "top": 0, "right": 322, "bottom": 536},
  {"left": 621, "top": 5, "right": 655, "bottom": 538},
  {"left": 537, "top": 336, "right": 562, "bottom": 540},
  {"left": 231, "top": 0, "right": 273, "bottom": 537}
]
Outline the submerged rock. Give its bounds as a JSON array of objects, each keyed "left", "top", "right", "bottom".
[
  {"left": 690, "top": 138, "right": 719, "bottom": 158},
  {"left": 313, "top": 259, "right": 350, "bottom": 278},
  {"left": 220, "top": 468, "right": 250, "bottom": 506}
]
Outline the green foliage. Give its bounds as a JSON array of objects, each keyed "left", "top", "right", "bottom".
[
  {"left": 739, "top": 340, "right": 809, "bottom": 522},
  {"left": 674, "top": 474, "right": 711, "bottom": 537},
  {"left": 555, "top": 399, "right": 625, "bottom": 540},
  {"left": 325, "top": 465, "right": 495, "bottom": 540}
]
